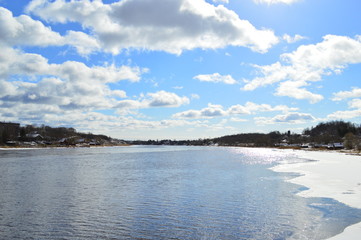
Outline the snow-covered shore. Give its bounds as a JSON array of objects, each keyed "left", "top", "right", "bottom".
[{"left": 271, "top": 150, "right": 361, "bottom": 240}]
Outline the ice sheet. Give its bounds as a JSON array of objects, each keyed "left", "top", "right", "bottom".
[{"left": 271, "top": 150, "right": 361, "bottom": 240}]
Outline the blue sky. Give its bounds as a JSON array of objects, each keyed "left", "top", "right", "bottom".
[{"left": 1, "top": 0, "right": 361, "bottom": 140}]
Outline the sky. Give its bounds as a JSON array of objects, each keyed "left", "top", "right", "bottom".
[{"left": 0, "top": 0, "right": 361, "bottom": 140}]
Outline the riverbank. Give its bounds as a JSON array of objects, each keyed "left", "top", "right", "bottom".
[
  {"left": 272, "top": 149, "right": 361, "bottom": 240},
  {"left": 0, "top": 143, "right": 132, "bottom": 149}
]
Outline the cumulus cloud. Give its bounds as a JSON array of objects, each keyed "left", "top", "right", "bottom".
[
  {"left": 116, "top": 91, "right": 190, "bottom": 110},
  {"left": 275, "top": 80, "right": 323, "bottom": 104},
  {"left": 230, "top": 117, "right": 248, "bottom": 122},
  {"left": 0, "top": 7, "right": 63, "bottom": 47},
  {"left": 194, "top": 73, "right": 237, "bottom": 84},
  {"left": 253, "top": 0, "right": 300, "bottom": 5},
  {"left": 332, "top": 88, "right": 361, "bottom": 101},
  {"left": 63, "top": 30, "right": 100, "bottom": 55},
  {"left": 243, "top": 35, "right": 361, "bottom": 103},
  {"left": 172, "top": 101, "right": 297, "bottom": 119},
  {"left": 255, "top": 112, "right": 316, "bottom": 125},
  {"left": 348, "top": 99, "right": 361, "bottom": 109},
  {"left": 282, "top": 34, "right": 306, "bottom": 43},
  {"left": 327, "top": 110, "right": 361, "bottom": 120},
  {"left": 191, "top": 94, "right": 200, "bottom": 100},
  {"left": 0, "top": 45, "right": 147, "bottom": 114},
  {"left": 0, "top": 102, "right": 209, "bottom": 137},
  {"left": 0, "top": 7, "right": 100, "bottom": 55},
  {"left": 146, "top": 91, "right": 190, "bottom": 107},
  {"left": 111, "top": 90, "right": 127, "bottom": 98},
  {"left": 173, "top": 104, "right": 227, "bottom": 119},
  {"left": 327, "top": 92, "right": 361, "bottom": 120},
  {"left": 0, "top": 54, "right": 190, "bottom": 132},
  {"left": 212, "top": 0, "right": 229, "bottom": 4},
  {"left": 26, "top": 0, "right": 279, "bottom": 54},
  {"left": 0, "top": 46, "right": 145, "bottom": 82}
]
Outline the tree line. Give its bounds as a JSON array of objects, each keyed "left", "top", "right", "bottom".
[
  {"left": 0, "top": 123, "right": 115, "bottom": 146},
  {"left": 2, "top": 120, "right": 361, "bottom": 149},
  {"left": 132, "top": 120, "right": 361, "bottom": 150}
]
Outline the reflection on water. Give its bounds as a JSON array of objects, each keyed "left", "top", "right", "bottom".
[{"left": 0, "top": 146, "right": 360, "bottom": 239}]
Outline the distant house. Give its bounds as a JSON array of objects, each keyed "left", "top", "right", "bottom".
[
  {"left": 26, "top": 133, "right": 44, "bottom": 141},
  {"left": 301, "top": 143, "right": 311, "bottom": 148},
  {"left": 75, "top": 138, "right": 86, "bottom": 144},
  {"left": 328, "top": 142, "right": 344, "bottom": 150}
]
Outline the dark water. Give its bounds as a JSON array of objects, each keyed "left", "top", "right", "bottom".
[{"left": 0, "top": 146, "right": 360, "bottom": 240}]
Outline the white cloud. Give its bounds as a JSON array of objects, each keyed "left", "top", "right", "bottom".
[
  {"left": 116, "top": 91, "right": 190, "bottom": 111},
  {"left": 172, "top": 101, "right": 297, "bottom": 119},
  {"left": 255, "top": 112, "right": 316, "bottom": 125},
  {"left": 349, "top": 99, "right": 361, "bottom": 109},
  {"left": 0, "top": 45, "right": 147, "bottom": 115},
  {"left": 0, "top": 7, "right": 100, "bottom": 55},
  {"left": 253, "top": 0, "right": 300, "bottom": 5},
  {"left": 26, "top": 0, "right": 279, "bottom": 54},
  {"left": 63, "top": 31, "right": 100, "bottom": 56},
  {"left": 332, "top": 88, "right": 361, "bottom": 101},
  {"left": 327, "top": 110, "right": 361, "bottom": 120},
  {"left": 172, "top": 86, "right": 184, "bottom": 90},
  {"left": 282, "top": 34, "right": 306, "bottom": 43},
  {"left": 275, "top": 80, "right": 324, "bottom": 103},
  {"left": 173, "top": 103, "right": 227, "bottom": 119},
  {"left": 0, "top": 46, "right": 192, "bottom": 134},
  {"left": 327, "top": 93, "right": 361, "bottom": 120},
  {"left": 0, "top": 7, "right": 63, "bottom": 47},
  {"left": 212, "top": 0, "right": 229, "bottom": 4},
  {"left": 230, "top": 117, "right": 248, "bottom": 122},
  {"left": 194, "top": 73, "right": 237, "bottom": 84},
  {"left": 0, "top": 103, "right": 211, "bottom": 138},
  {"left": 0, "top": 46, "right": 147, "bottom": 124},
  {"left": 0, "top": 80, "right": 17, "bottom": 98},
  {"left": 191, "top": 94, "right": 200, "bottom": 100},
  {"left": 0, "top": 46, "right": 146, "bottom": 82},
  {"left": 244, "top": 101, "right": 298, "bottom": 113},
  {"left": 243, "top": 35, "right": 361, "bottom": 103},
  {"left": 146, "top": 91, "right": 190, "bottom": 107},
  {"left": 111, "top": 90, "right": 127, "bottom": 98}
]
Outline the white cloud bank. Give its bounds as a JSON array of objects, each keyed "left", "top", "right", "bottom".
[
  {"left": 253, "top": 0, "right": 300, "bottom": 5},
  {"left": 115, "top": 91, "right": 190, "bottom": 112},
  {"left": 0, "top": 46, "right": 148, "bottom": 111},
  {"left": 282, "top": 34, "right": 306, "bottom": 43},
  {"left": 194, "top": 73, "right": 237, "bottom": 84},
  {"left": 0, "top": 44, "right": 197, "bottom": 130},
  {"left": 172, "top": 102, "right": 297, "bottom": 119},
  {"left": 0, "top": 7, "right": 100, "bottom": 55},
  {"left": 243, "top": 35, "right": 361, "bottom": 103},
  {"left": 255, "top": 112, "right": 316, "bottom": 125},
  {"left": 332, "top": 88, "right": 361, "bottom": 101},
  {"left": 212, "top": 0, "right": 229, "bottom": 4},
  {"left": 26, "top": 0, "right": 279, "bottom": 54},
  {"left": 327, "top": 88, "right": 361, "bottom": 120}
]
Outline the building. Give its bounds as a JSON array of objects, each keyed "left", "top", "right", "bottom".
[
  {"left": 26, "top": 133, "right": 44, "bottom": 141},
  {"left": 0, "top": 122, "right": 20, "bottom": 143}
]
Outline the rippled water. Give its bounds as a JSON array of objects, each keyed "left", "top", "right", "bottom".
[{"left": 0, "top": 146, "right": 360, "bottom": 239}]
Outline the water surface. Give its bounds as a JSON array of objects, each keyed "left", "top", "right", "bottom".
[{"left": 0, "top": 146, "right": 360, "bottom": 239}]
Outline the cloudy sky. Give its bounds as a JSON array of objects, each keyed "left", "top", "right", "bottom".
[{"left": 1, "top": 0, "right": 361, "bottom": 140}]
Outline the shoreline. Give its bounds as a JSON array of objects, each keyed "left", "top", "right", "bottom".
[
  {"left": 272, "top": 149, "right": 361, "bottom": 240},
  {"left": 0, "top": 144, "right": 131, "bottom": 150}
]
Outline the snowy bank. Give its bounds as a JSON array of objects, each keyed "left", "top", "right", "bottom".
[{"left": 272, "top": 150, "right": 361, "bottom": 240}]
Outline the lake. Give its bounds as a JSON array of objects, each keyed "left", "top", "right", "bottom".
[{"left": 0, "top": 146, "right": 360, "bottom": 239}]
